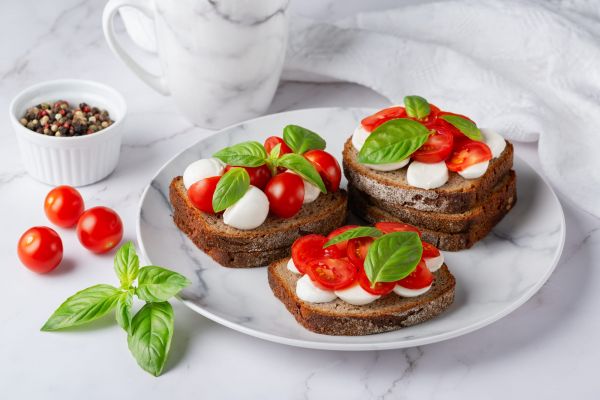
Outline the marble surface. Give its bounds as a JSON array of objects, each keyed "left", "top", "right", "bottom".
[{"left": 0, "top": 0, "right": 598, "bottom": 398}]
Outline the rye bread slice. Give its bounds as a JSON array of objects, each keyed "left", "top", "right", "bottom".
[
  {"left": 169, "top": 176, "right": 348, "bottom": 268},
  {"left": 268, "top": 258, "right": 456, "bottom": 336},
  {"left": 343, "top": 137, "right": 514, "bottom": 213},
  {"left": 349, "top": 170, "right": 517, "bottom": 234}
]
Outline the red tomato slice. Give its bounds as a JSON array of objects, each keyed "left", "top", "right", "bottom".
[
  {"left": 346, "top": 236, "right": 374, "bottom": 268},
  {"left": 326, "top": 225, "right": 359, "bottom": 254},
  {"left": 418, "top": 103, "right": 441, "bottom": 125},
  {"left": 264, "top": 136, "right": 293, "bottom": 156},
  {"left": 375, "top": 222, "right": 422, "bottom": 237},
  {"left": 307, "top": 258, "right": 358, "bottom": 290},
  {"left": 411, "top": 126, "right": 454, "bottom": 163},
  {"left": 361, "top": 106, "right": 406, "bottom": 132},
  {"left": 446, "top": 140, "right": 492, "bottom": 172},
  {"left": 357, "top": 269, "right": 395, "bottom": 296},
  {"left": 291, "top": 234, "right": 343, "bottom": 274},
  {"left": 397, "top": 259, "right": 434, "bottom": 289},
  {"left": 422, "top": 242, "right": 441, "bottom": 258}
]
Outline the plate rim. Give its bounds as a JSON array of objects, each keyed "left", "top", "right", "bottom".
[{"left": 136, "top": 107, "right": 566, "bottom": 351}]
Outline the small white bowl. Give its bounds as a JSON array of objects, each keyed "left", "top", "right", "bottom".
[{"left": 9, "top": 79, "right": 127, "bottom": 186}]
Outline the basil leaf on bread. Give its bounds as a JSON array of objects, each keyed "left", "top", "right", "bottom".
[
  {"left": 213, "top": 141, "right": 267, "bottom": 167},
  {"left": 358, "top": 119, "right": 430, "bottom": 164},
  {"left": 212, "top": 167, "right": 250, "bottom": 212},
  {"left": 364, "top": 231, "right": 423, "bottom": 283},
  {"left": 323, "top": 226, "right": 382, "bottom": 248},
  {"left": 404, "top": 95, "right": 431, "bottom": 120},
  {"left": 440, "top": 114, "right": 484, "bottom": 141},
  {"left": 277, "top": 153, "right": 327, "bottom": 193},
  {"left": 283, "top": 125, "right": 326, "bottom": 154}
]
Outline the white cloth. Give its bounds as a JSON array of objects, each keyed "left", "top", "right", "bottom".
[{"left": 284, "top": 0, "right": 600, "bottom": 217}]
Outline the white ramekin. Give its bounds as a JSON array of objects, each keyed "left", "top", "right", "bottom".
[{"left": 9, "top": 79, "right": 127, "bottom": 187}]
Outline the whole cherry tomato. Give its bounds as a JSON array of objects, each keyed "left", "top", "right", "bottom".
[
  {"left": 17, "top": 226, "right": 63, "bottom": 273},
  {"left": 44, "top": 185, "right": 85, "bottom": 228},
  {"left": 303, "top": 150, "right": 341, "bottom": 192},
  {"left": 224, "top": 164, "right": 271, "bottom": 190},
  {"left": 188, "top": 176, "right": 221, "bottom": 214},
  {"left": 264, "top": 172, "right": 305, "bottom": 218},
  {"left": 76, "top": 206, "right": 123, "bottom": 254},
  {"left": 264, "top": 136, "right": 293, "bottom": 156}
]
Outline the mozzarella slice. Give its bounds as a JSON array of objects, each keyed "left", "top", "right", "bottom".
[
  {"left": 406, "top": 161, "right": 449, "bottom": 189},
  {"left": 393, "top": 284, "right": 432, "bottom": 298},
  {"left": 335, "top": 283, "right": 380, "bottom": 305},
  {"left": 296, "top": 275, "right": 337, "bottom": 303},
  {"left": 481, "top": 128, "right": 506, "bottom": 158},
  {"left": 458, "top": 160, "right": 489, "bottom": 179},
  {"left": 351, "top": 125, "right": 370, "bottom": 151},
  {"left": 222, "top": 186, "right": 269, "bottom": 230},
  {"left": 425, "top": 254, "right": 444, "bottom": 272},
  {"left": 287, "top": 258, "right": 301, "bottom": 274},
  {"left": 183, "top": 158, "right": 225, "bottom": 189},
  {"left": 364, "top": 157, "right": 410, "bottom": 171}
]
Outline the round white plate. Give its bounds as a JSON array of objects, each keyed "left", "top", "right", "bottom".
[{"left": 136, "top": 108, "right": 565, "bottom": 351}]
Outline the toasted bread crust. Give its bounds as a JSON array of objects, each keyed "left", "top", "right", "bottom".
[
  {"left": 169, "top": 176, "right": 348, "bottom": 268},
  {"left": 343, "top": 138, "right": 514, "bottom": 213},
  {"left": 268, "top": 258, "right": 456, "bottom": 336}
]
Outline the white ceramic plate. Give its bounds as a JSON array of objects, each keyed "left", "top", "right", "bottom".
[{"left": 136, "top": 108, "right": 565, "bottom": 351}]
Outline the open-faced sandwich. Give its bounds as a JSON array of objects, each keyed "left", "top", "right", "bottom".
[
  {"left": 344, "top": 96, "right": 516, "bottom": 251},
  {"left": 170, "top": 125, "right": 348, "bottom": 268},
  {"left": 269, "top": 222, "right": 455, "bottom": 335}
]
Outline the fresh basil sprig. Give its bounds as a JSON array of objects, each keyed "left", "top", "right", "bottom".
[
  {"left": 440, "top": 114, "right": 483, "bottom": 141},
  {"left": 41, "top": 242, "right": 190, "bottom": 377},
  {"left": 283, "top": 125, "right": 326, "bottom": 154},
  {"left": 364, "top": 231, "right": 423, "bottom": 283},
  {"left": 358, "top": 119, "right": 430, "bottom": 164},
  {"left": 277, "top": 153, "right": 327, "bottom": 193},
  {"left": 212, "top": 167, "right": 250, "bottom": 213},
  {"left": 323, "top": 227, "right": 383, "bottom": 248},
  {"left": 213, "top": 141, "right": 267, "bottom": 167},
  {"left": 404, "top": 95, "right": 431, "bottom": 120}
]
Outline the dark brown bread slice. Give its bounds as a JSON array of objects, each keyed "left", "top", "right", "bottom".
[
  {"left": 268, "top": 258, "right": 456, "bottom": 336},
  {"left": 343, "top": 137, "right": 514, "bottom": 213},
  {"left": 349, "top": 170, "right": 516, "bottom": 234},
  {"left": 169, "top": 176, "right": 348, "bottom": 268}
]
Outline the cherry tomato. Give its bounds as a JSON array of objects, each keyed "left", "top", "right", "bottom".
[
  {"left": 291, "top": 234, "right": 343, "bottom": 274},
  {"left": 422, "top": 242, "right": 441, "bottom": 258},
  {"left": 307, "top": 257, "right": 358, "bottom": 290},
  {"left": 375, "top": 222, "right": 422, "bottom": 237},
  {"left": 303, "top": 150, "right": 341, "bottom": 192},
  {"left": 446, "top": 140, "right": 492, "bottom": 172},
  {"left": 43, "top": 185, "right": 85, "bottom": 228},
  {"left": 326, "top": 225, "right": 359, "bottom": 254},
  {"left": 17, "top": 226, "right": 63, "bottom": 274},
  {"left": 357, "top": 269, "right": 396, "bottom": 296},
  {"left": 224, "top": 165, "right": 271, "bottom": 190},
  {"left": 188, "top": 176, "right": 220, "bottom": 214},
  {"left": 76, "top": 206, "right": 123, "bottom": 254},
  {"left": 346, "top": 236, "right": 374, "bottom": 268},
  {"left": 361, "top": 106, "right": 406, "bottom": 132},
  {"left": 264, "top": 172, "right": 304, "bottom": 218},
  {"left": 397, "top": 259, "right": 433, "bottom": 289},
  {"left": 264, "top": 136, "right": 293, "bottom": 156},
  {"left": 411, "top": 125, "right": 454, "bottom": 163}
]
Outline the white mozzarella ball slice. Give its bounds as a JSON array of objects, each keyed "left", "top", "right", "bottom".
[
  {"left": 481, "top": 129, "right": 506, "bottom": 158},
  {"left": 424, "top": 254, "right": 444, "bottom": 272},
  {"left": 406, "top": 161, "right": 449, "bottom": 189},
  {"left": 393, "top": 284, "right": 432, "bottom": 298},
  {"left": 287, "top": 258, "right": 301, "bottom": 274},
  {"left": 458, "top": 160, "right": 489, "bottom": 179},
  {"left": 222, "top": 186, "right": 269, "bottom": 230},
  {"left": 183, "top": 158, "right": 226, "bottom": 189},
  {"left": 335, "top": 283, "right": 380, "bottom": 305},
  {"left": 296, "top": 275, "right": 337, "bottom": 303},
  {"left": 351, "top": 125, "right": 370, "bottom": 151}
]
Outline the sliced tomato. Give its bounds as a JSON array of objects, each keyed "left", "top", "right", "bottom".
[
  {"left": 307, "top": 257, "right": 358, "bottom": 290},
  {"left": 411, "top": 126, "right": 454, "bottom": 163},
  {"left": 397, "top": 260, "right": 434, "bottom": 289},
  {"left": 418, "top": 103, "right": 441, "bottom": 125},
  {"left": 375, "top": 222, "right": 422, "bottom": 237},
  {"left": 422, "top": 242, "right": 441, "bottom": 258},
  {"left": 357, "top": 269, "right": 395, "bottom": 296},
  {"left": 326, "top": 225, "right": 359, "bottom": 254},
  {"left": 446, "top": 140, "right": 492, "bottom": 172},
  {"left": 361, "top": 106, "right": 406, "bottom": 132},
  {"left": 291, "top": 234, "right": 343, "bottom": 274},
  {"left": 346, "top": 236, "right": 374, "bottom": 268}
]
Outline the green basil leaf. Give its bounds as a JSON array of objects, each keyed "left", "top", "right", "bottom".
[
  {"left": 114, "top": 242, "right": 139, "bottom": 288},
  {"left": 136, "top": 266, "right": 191, "bottom": 302},
  {"left": 404, "top": 95, "right": 431, "bottom": 120},
  {"left": 41, "top": 284, "right": 122, "bottom": 331},
  {"left": 364, "top": 232, "right": 423, "bottom": 283},
  {"left": 127, "top": 302, "right": 174, "bottom": 377},
  {"left": 212, "top": 167, "right": 250, "bottom": 213},
  {"left": 283, "top": 125, "right": 326, "bottom": 154},
  {"left": 269, "top": 143, "right": 281, "bottom": 159},
  {"left": 277, "top": 153, "right": 327, "bottom": 193},
  {"left": 358, "top": 118, "right": 430, "bottom": 164},
  {"left": 212, "top": 141, "right": 267, "bottom": 167},
  {"left": 323, "top": 227, "right": 383, "bottom": 248},
  {"left": 440, "top": 115, "right": 483, "bottom": 141},
  {"left": 116, "top": 291, "right": 133, "bottom": 332}
]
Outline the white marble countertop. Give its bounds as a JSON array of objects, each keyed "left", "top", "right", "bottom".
[{"left": 1, "top": 1, "right": 598, "bottom": 398}]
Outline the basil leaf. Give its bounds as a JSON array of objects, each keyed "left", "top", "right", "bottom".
[
  {"left": 364, "top": 232, "right": 423, "bottom": 283},
  {"left": 358, "top": 119, "right": 430, "bottom": 164},
  {"left": 127, "top": 302, "right": 174, "bottom": 377},
  {"left": 212, "top": 167, "right": 250, "bottom": 213},
  {"left": 283, "top": 125, "right": 326, "bottom": 154},
  {"left": 114, "top": 242, "right": 139, "bottom": 288},
  {"left": 277, "top": 153, "right": 327, "bottom": 193},
  {"left": 269, "top": 143, "right": 281, "bottom": 159},
  {"left": 116, "top": 291, "right": 133, "bottom": 332},
  {"left": 213, "top": 141, "right": 267, "bottom": 167},
  {"left": 440, "top": 115, "right": 483, "bottom": 141},
  {"left": 323, "top": 227, "right": 383, "bottom": 248},
  {"left": 41, "top": 284, "right": 122, "bottom": 331},
  {"left": 404, "top": 95, "right": 431, "bottom": 120},
  {"left": 136, "top": 266, "right": 191, "bottom": 302}
]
